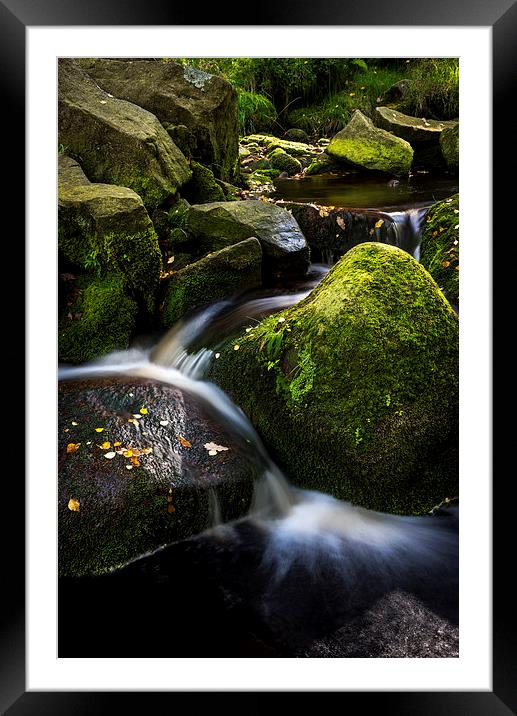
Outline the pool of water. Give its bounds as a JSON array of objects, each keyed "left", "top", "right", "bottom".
[{"left": 271, "top": 172, "right": 459, "bottom": 210}]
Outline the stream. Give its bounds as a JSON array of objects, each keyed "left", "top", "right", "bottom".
[{"left": 58, "top": 181, "right": 459, "bottom": 658}]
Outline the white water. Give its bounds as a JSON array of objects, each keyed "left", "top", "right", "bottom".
[
  {"left": 384, "top": 206, "right": 428, "bottom": 261},
  {"left": 59, "top": 268, "right": 458, "bottom": 588}
]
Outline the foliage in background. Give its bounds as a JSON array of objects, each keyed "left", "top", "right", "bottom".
[{"left": 170, "top": 57, "right": 459, "bottom": 137}]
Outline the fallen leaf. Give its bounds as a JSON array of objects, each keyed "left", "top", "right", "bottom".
[
  {"left": 374, "top": 219, "right": 384, "bottom": 229},
  {"left": 277, "top": 316, "right": 286, "bottom": 323},
  {"left": 233, "top": 344, "right": 240, "bottom": 351},
  {"left": 71, "top": 421, "right": 78, "bottom": 426},
  {"left": 130, "top": 456, "right": 140, "bottom": 466},
  {"left": 208, "top": 450, "right": 218, "bottom": 456},
  {"left": 123, "top": 450, "right": 133, "bottom": 458},
  {"left": 204, "top": 442, "right": 229, "bottom": 453},
  {"left": 167, "top": 503, "right": 176, "bottom": 513},
  {"left": 114, "top": 441, "right": 122, "bottom": 447},
  {"left": 167, "top": 256, "right": 175, "bottom": 264},
  {"left": 215, "top": 353, "right": 220, "bottom": 359},
  {"left": 139, "top": 407, "right": 148, "bottom": 415},
  {"left": 68, "top": 498, "right": 80, "bottom": 512},
  {"left": 318, "top": 207, "right": 329, "bottom": 217},
  {"left": 100, "top": 441, "right": 111, "bottom": 450},
  {"left": 178, "top": 435, "right": 192, "bottom": 448},
  {"left": 442, "top": 260, "right": 451, "bottom": 268},
  {"left": 66, "top": 443, "right": 80, "bottom": 453},
  {"left": 64, "top": 428, "right": 69, "bottom": 433},
  {"left": 95, "top": 428, "right": 104, "bottom": 433},
  {"left": 125, "top": 464, "right": 133, "bottom": 470},
  {"left": 104, "top": 452, "right": 116, "bottom": 459},
  {"left": 159, "top": 420, "right": 169, "bottom": 426}
]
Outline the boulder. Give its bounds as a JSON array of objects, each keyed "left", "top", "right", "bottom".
[
  {"left": 76, "top": 58, "right": 239, "bottom": 182},
  {"left": 58, "top": 182, "right": 162, "bottom": 308},
  {"left": 283, "top": 128, "right": 311, "bottom": 144},
  {"left": 187, "top": 200, "right": 310, "bottom": 277},
  {"left": 59, "top": 274, "right": 138, "bottom": 363},
  {"left": 440, "top": 123, "right": 459, "bottom": 172},
  {"left": 327, "top": 110, "right": 413, "bottom": 176},
  {"left": 58, "top": 376, "right": 259, "bottom": 576},
  {"left": 268, "top": 148, "right": 302, "bottom": 176},
  {"left": 58, "top": 154, "right": 90, "bottom": 185},
  {"left": 375, "top": 106, "right": 457, "bottom": 144},
  {"left": 381, "top": 79, "right": 411, "bottom": 103},
  {"left": 209, "top": 242, "right": 459, "bottom": 515},
  {"left": 161, "top": 238, "right": 263, "bottom": 326},
  {"left": 58, "top": 59, "right": 191, "bottom": 210},
  {"left": 304, "top": 153, "right": 343, "bottom": 176},
  {"left": 180, "top": 161, "right": 226, "bottom": 204},
  {"left": 420, "top": 194, "right": 460, "bottom": 307}
]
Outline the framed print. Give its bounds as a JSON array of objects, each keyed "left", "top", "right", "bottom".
[{"left": 3, "top": 0, "right": 509, "bottom": 712}]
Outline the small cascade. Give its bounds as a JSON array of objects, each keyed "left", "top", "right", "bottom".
[{"left": 384, "top": 206, "right": 429, "bottom": 260}]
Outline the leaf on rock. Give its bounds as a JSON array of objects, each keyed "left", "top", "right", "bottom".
[
  {"left": 204, "top": 442, "right": 229, "bottom": 453},
  {"left": 178, "top": 435, "right": 191, "bottom": 448},
  {"left": 374, "top": 219, "right": 384, "bottom": 229},
  {"left": 66, "top": 443, "right": 80, "bottom": 453},
  {"left": 100, "top": 441, "right": 111, "bottom": 450},
  {"left": 95, "top": 428, "right": 104, "bottom": 433},
  {"left": 159, "top": 420, "right": 169, "bottom": 426},
  {"left": 139, "top": 407, "right": 148, "bottom": 415},
  {"left": 68, "top": 498, "right": 80, "bottom": 512},
  {"left": 104, "top": 452, "right": 116, "bottom": 459}
]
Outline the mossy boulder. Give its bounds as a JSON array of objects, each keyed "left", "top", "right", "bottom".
[
  {"left": 181, "top": 161, "right": 226, "bottom": 204},
  {"left": 58, "top": 59, "right": 191, "bottom": 210},
  {"left": 58, "top": 154, "right": 90, "bottom": 186},
  {"left": 268, "top": 148, "right": 302, "bottom": 176},
  {"left": 165, "top": 124, "right": 197, "bottom": 159},
  {"left": 58, "top": 377, "right": 260, "bottom": 576},
  {"left": 283, "top": 128, "right": 311, "bottom": 144},
  {"left": 327, "top": 110, "right": 413, "bottom": 176},
  {"left": 187, "top": 200, "right": 310, "bottom": 277},
  {"left": 58, "top": 182, "right": 162, "bottom": 310},
  {"left": 375, "top": 107, "right": 457, "bottom": 144},
  {"left": 161, "top": 238, "right": 263, "bottom": 326},
  {"left": 440, "top": 123, "right": 459, "bottom": 172},
  {"left": 209, "top": 242, "right": 459, "bottom": 515},
  {"left": 420, "top": 194, "right": 460, "bottom": 306},
  {"left": 304, "top": 153, "right": 343, "bottom": 176},
  {"left": 59, "top": 274, "right": 138, "bottom": 363},
  {"left": 76, "top": 58, "right": 239, "bottom": 182}
]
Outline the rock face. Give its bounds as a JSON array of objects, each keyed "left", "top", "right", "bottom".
[
  {"left": 162, "top": 238, "right": 263, "bottom": 326},
  {"left": 58, "top": 59, "right": 191, "bottom": 210},
  {"left": 327, "top": 110, "right": 414, "bottom": 176},
  {"left": 76, "top": 58, "right": 239, "bottom": 182},
  {"left": 58, "top": 154, "right": 90, "bottom": 186},
  {"left": 440, "top": 122, "right": 459, "bottom": 171},
  {"left": 187, "top": 200, "right": 310, "bottom": 277},
  {"left": 59, "top": 275, "right": 138, "bottom": 364},
  {"left": 210, "top": 242, "right": 459, "bottom": 515},
  {"left": 58, "top": 182, "right": 162, "bottom": 306},
  {"left": 58, "top": 377, "right": 260, "bottom": 577},
  {"left": 268, "top": 148, "right": 302, "bottom": 176},
  {"left": 375, "top": 106, "right": 457, "bottom": 143},
  {"left": 420, "top": 194, "right": 460, "bottom": 307}
]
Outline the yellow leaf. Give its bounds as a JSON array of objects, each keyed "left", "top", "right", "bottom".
[
  {"left": 318, "top": 207, "right": 329, "bottom": 217},
  {"left": 68, "top": 498, "right": 80, "bottom": 512},
  {"left": 442, "top": 260, "right": 451, "bottom": 268},
  {"left": 100, "top": 441, "right": 111, "bottom": 450},
  {"left": 139, "top": 407, "right": 148, "bottom": 415},
  {"left": 114, "top": 441, "right": 122, "bottom": 447},
  {"left": 95, "top": 428, "right": 104, "bottom": 433},
  {"left": 233, "top": 344, "right": 240, "bottom": 351},
  {"left": 66, "top": 443, "right": 80, "bottom": 453},
  {"left": 122, "top": 449, "right": 133, "bottom": 457},
  {"left": 349, "top": 92, "right": 355, "bottom": 97},
  {"left": 178, "top": 435, "right": 191, "bottom": 448},
  {"left": 130, "top": 456, "right": 140, "bottom": 466},
  {"left": 374, "top": 219, "right": 384, "bottom": 229}
]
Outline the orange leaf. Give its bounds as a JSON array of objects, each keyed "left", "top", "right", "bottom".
[
  {"left": 66, "top": 443, "right": 80, "bottom": 453},
  {"left": 130, "top": 456, "right": 140, "bottom": 466},
  {"left": 100, "top": 441, "right": 111, "bottom": 450},
  {"left": 68, "top": 498, "right": 80, "bottom": 511},
  {"left": 178, "top": 435, "right": 191, "bottom": 448}
]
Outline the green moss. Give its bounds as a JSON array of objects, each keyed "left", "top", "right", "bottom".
[
  {"left": 181, "top": 161, "right": 227, "bottom": 203},
  {"left": 210, "top": 242, "right": 458, "bottom": 515},
  {"left": 58, "top": 274, "right": 138, "bottom": 363},
  {"left": 328, "top": 136, "right": 412, "bottom": 176},
  {"left": 420, "top": 194, "right": 459, "bottom": 305},
  {"left": 268, "top": 148, "right": 302, "bottom": 176},
  {"left": 440, "top": 123, "right": 459, "bottom": 171}
]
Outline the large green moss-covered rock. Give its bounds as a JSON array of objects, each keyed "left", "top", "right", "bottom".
[
  {"left": 439, "top": 122, "right": 459, "bottom": 172},
  {"left": 58, "top": 182, "right": 162, "bottom": 309},
  {"left": 420, "top": 194, "right": 460, "bottom": 306},
  {"left": 327, "top": 110, "right": 413, "bottom": 176},
  {"left": 375, "top": 106, "right": 457, "bottom": 144},
  {"left": 268, "top": 148, "right": 302, "bottom": 176},
  {"left": 58, "top": 377, "right": 259, "bottom": 576},
  {"left": 187, "top": 200, "right": 310, "bottom": 277},
  {"left": 76, "top": 58, "right": 239, "bottom": 183},
  {"left": 161, "top": 238, "right": 263, "bottom": 326},
  {"left": 180, "top": 161, "right": 226, "bottom": 204},
  {"left": 58, "top": 274, "right": 138, "bottom": 363},
  {"left": 210, "top": 242, "right": 458, "bottom": 515},
  {"left": 58, "top": 59, "right": 191, "bottom": 210}
]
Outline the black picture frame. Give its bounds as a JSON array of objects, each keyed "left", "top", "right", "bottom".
[{"left": 5, "top": 0, "right": 507, "bottom": 712}]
